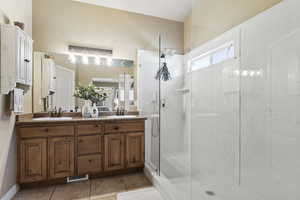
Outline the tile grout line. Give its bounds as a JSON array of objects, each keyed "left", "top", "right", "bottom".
[
  {"left": 89, "top": 180, "right": 92, "bottom": 200},
  {"left": 122, "top": 176, "right": 129, "bottom": 192},
  {"left": 49, "top": 185, "right": 56, "bottom": 200}
]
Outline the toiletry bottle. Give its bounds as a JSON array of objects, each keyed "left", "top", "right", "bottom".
[{"left": 91, "top": 103, "right": 99, "bottom": 118}]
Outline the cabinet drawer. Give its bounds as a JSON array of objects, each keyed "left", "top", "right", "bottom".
[
  {"left": 105, "top": 122, "right": 144, "bottom": 133},
  {"left": 77, "top": 124, "right": 103, "bottom": 135},
  {"left": 77, "top": 154, "right": 102, "bottom": 175},
  {"left": 20, "top": 126, "right": 74, "bottom": 138},
  {"left": 77, "top": 135, "right": 102, "bottom": 155}
]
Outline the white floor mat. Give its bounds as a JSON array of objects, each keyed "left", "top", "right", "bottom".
[{"left": 117, "top": 187, "right": 164, "bottom": 200}]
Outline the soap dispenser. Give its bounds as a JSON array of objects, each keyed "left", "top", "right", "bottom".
[{"left": 91, "top": 103, "right": 99, "bottom": 118}]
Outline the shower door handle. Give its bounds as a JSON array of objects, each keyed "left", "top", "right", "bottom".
[{"left": 161, "top": 99, "right": 166, "bottom": 108}]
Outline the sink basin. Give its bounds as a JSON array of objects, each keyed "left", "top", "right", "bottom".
[
  {"left": 105, "top": 115, "right": 138, "bottom": 119},
  {"left": 32, "top": 117, "right": 73, "bottom": 121}
]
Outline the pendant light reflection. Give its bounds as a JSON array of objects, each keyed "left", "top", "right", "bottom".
[
  {"left": 107, "top": 57, "right": 113, "bottom": 66},
  {"left": 82, "top": 55, "right": 89, "bottom": 65},
  {"left": 69, "top": 54, "right": 76, "bottom": 64},
  {"left": 95, "top": 56, "right": 101, "bottom": 65}
]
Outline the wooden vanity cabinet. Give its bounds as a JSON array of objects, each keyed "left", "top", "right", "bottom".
[
  {"left": 48, "top": 137, "right": 74, "bottom": 179},
  {"left": 126, "top": 133, "right": 145, "bottom": 168},
  {"left": 18, "top": 125, "right": 75, "bottom": 183},
  {"left": 17, "top": 119, "right": 145, "bottom": 185},
  {"left": 104, "top": 121, "right": 145, "bottom": 171},
  {"left": 104, "top": 134, "right": 126, "bottom": 171},
  {"left": 20, "top": 138, "right": 47, "bottom": 183},
  {"left": 76, "top": 123, "right": 104, "bottom": 175}
]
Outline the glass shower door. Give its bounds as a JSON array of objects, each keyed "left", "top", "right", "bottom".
[
  {"left": 158, "top": 43, "right": 190, "bottom": 200},
  {"left": 138, "top": 50, "right": 160, "bottom": 173}
]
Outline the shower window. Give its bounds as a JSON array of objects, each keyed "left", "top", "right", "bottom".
[{"left": 190, "top": 42, "right": 235, "bottom": 72}]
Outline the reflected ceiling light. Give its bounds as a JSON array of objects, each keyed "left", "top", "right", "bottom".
[
  {"left": 256, "top": 70, "right": 262, "bottom": 76},
  {"left": 82, "top": 55, "right": 89, "bottom": 65},
  {"left": 95, "top": 56, "right": 101, "bottom": 65},
  {"left": 242, "top": 70, "right": 249, "bottom": 77},
  {"left": 69, "top": 54, "right": 76, "bottom": 64},
  {"left": 107, "top": 57, "right": 113, "bottom": 66},
  {"left": 233, "top": 70, "right": 240, "bottom": 76}
]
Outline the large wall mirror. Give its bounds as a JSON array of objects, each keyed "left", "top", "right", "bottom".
[{"left": 33, "top": 51, "right": 137, "bottom": 113}]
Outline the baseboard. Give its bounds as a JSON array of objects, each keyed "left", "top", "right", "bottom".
[
  {"left": 0, "top": 184, "right": 19, "bottom": 200},
  {"left": 143, "top": 164, "right": 154, "bottom": 184}
]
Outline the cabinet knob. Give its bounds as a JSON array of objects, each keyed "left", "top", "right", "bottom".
[
  {"left": 114, "top": 126, "right": 119, "bottom": 130},
  {"left": 95, "top": 125, "right": 99, "bottom": 128},
  {"left": 78, "top": 139, "right": 83, "bottom": 143},
  {"left": 88, "top": 159, "right": 93, "bottom": 163},
  {"left": 24, "top": 59, "right": 30, "bottom": 63},
  {"left": 44, "top": 128, "right": 49, "bottom": 132}
]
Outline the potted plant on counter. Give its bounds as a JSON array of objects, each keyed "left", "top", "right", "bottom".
[{"left": 74, "top": 84, "right": 108, "bottom": 118}]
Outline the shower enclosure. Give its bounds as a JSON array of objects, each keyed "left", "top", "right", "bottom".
[
  {"left": 138, "top": 35, "right": 190, "bottom": 200},
  {"left": 139, "top": 1, "right": 300, "bottom": 199}
]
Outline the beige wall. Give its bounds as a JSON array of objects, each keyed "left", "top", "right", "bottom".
[
  {"left": 33, "top": 0, "right": 184, "bottom": 61},
  {"left": 184, "top": 0, "right": 282, "bottom": 52},
  {"left": 0, "top": 0, "right": 32, "bottom": 197}
]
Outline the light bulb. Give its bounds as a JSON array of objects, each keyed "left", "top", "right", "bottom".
[
  {"left": 82, "top": 55, "right": 89, "bottom": 65},
  {"left": 69, "top": 54, "right": 76, "bottom": 63},
  {"left": 107, "top": 57, "right": 113, "bottom": 66},
  {"left": 95, "top": 56, "right": 101, "bottom": 65}
]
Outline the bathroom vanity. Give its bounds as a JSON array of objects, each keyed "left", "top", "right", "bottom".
[{"left": 16, "top": 115, "right": 146, "bottom": 186}]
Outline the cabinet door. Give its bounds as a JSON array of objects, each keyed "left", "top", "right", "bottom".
[
  {"left": 49, "top": 60, "right": 56, "bottom": 92},
  {"left": 126, "top": 133, "right": 144, "bottom": 168},
  {"left": 41, "top": 58, "right": 49, "bottom": 98},
  {"left": 104, "top": 134, "right": 125, "bottom": 171},
  {"left": 48, "top": 137, "right": 74, "bottom": 179},
  {"left": 25, "top": 37, "right": 33, "bottom": 86},
  {"left": 16, "top": 32, "right": 26, "bottom": 84},
  {"left": 20, "top": 138, "right": 47, "bottom": 183}
]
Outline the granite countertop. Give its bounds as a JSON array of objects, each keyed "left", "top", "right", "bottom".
[{"left": 16, "top": 115, "right": 147, "bottom": 126}]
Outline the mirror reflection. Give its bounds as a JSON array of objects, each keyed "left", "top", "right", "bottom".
[{"left": 33, "top": 51, "right": 136, "bottom": 114}]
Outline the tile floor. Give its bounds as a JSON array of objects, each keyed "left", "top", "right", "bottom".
[{"left": 13, "top": 173, "right": 152, "bottom": 200}]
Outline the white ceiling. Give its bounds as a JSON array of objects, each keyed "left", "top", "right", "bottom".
[{"left": 73, "top": 0, "right": 192, "bottom": 22}]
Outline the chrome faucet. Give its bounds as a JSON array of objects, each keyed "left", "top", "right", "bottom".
[
  {"left": 49, "top": 107, "right": 63, "bottom": 117},
  {"left": 116, "top": 107, "right": 126, "bottom": 116}
]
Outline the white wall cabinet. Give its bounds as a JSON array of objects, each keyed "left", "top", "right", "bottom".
[{"left": 0, "top": 24, "right": 33, "bottom": 94}]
